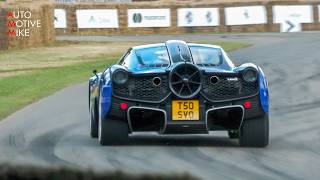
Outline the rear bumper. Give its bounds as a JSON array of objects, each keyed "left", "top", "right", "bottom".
[
  {"left": 128, "top": 105, "right": 244, "bottom": 134},
  {"left": 108, "top": 94, "right": 264, "bottom": 134}
]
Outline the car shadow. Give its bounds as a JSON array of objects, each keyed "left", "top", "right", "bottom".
[{"left": 126, "top": 133, "right": 240, "bottom": 147}]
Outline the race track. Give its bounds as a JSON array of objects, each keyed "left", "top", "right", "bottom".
[{"left": 1, "top": 33, "right": 320, "bottom": 179}]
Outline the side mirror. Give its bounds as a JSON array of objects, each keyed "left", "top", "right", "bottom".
[{"left": 92, "top": 69, "right": 98, "bottom": 78}]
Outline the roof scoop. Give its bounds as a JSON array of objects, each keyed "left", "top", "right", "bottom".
[{"left": 165, "top": 40, "right": 193, "bottom": 64}]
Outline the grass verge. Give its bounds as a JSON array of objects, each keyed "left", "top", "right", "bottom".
[
  {"left": 0, "top": 57, "right": 114, "bottom": 119},
  {"left": 0, "top": 41, "right": 250, "bottom": 120},
  {"left": 208, "top": 41, "right": 251, "bottom": 51}
]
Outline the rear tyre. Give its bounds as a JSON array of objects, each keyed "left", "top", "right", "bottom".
[
  {"left": 228, "top": 130, "right": 239, "bottom": 139},
  {"left": 90, "top": 101, "right": 98, "bottom": 138},
  {"left": 239, "top": 114, "right": 269, "bottom": 147},
  {"left": 99, "top": 117, "right": 129, "bottom": 146}
]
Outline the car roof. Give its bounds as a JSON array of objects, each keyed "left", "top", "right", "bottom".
[
  {"left": 131, "top": 43, "right": 222, "bottom": 50},
  {"left": 187, "top": 43, "right": 222, "bottom": 49},
  {"left": 132, "top": 43, "right": 165, "bottom": 50}
]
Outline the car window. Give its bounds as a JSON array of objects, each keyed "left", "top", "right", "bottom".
[
  {"left": 135, "top": 46, "right": 170, "bottom": 66},
  {"left": 190, "top": 46, "right": 222, "bottom": 66},
  {"left": 121, "top": 50, "right": 132, "bottom": 67},
  {"left": 118, "top": 49, "right": 131, "bottom": 65},
  {"left": 123, "top": 46, "right": 170, "bottom": 70}
]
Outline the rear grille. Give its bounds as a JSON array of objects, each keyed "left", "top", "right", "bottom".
[
  {"left": 113, "top": 74, "right": 170, "bottom": 102},
  {"left": 202, "top": 73, "right": 259, "bottom": 101}
]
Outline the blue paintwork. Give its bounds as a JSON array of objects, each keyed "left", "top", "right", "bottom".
[
  {"left": 234, "top": 63, "right": 269, "bottom": 113},
  {"left": 234, "top": 62, "right": 258, "bottom": 71},
  {"left": 258, "top": 66, "right": 269, "bottom": 113},
  {"left": 131, "top": 68, "right": 167, "bottom": 74},
  {"left": 99, "top": 68, "right": 112, "bottom": 121},
  {"left": 89, "top": 40, "right": 269, "bottom": 121}
]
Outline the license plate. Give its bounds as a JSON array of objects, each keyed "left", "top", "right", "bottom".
[{"left": 172, "top": 100, "right": 199, "bottom": 120}]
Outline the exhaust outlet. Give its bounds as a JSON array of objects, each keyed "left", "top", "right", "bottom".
[
  {"left": 210, "top": 76, "right": 219, "bottom": 85},
  {"left": 152, "top": 77, "right": 162, "bottom": 86}
]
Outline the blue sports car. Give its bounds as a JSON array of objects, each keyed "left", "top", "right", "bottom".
[{"left": 89, "top": 40, "right": 269, "bottom": 147}]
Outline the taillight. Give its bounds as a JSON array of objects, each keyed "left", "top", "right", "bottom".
[
  {"left": 120, "top": 102, "right": 128, "bottom": 110},
  {"left": 243, "top": 101, "right": 251, "bottom": 109}
]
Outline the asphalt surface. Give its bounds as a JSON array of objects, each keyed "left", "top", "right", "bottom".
[{"left": 1, "top": 33, "right": 320, "bottom": 179}]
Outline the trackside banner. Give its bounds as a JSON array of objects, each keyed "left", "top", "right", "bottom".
[
  {"left": 54, "top": 9, "right": 67, "bottom": 28},
  {"left": 76, "top": 9, "right": 119, "bottom": 28},
  {"left": 177, "top": 8, "right": 219, "bottom": 27},
  {"left": 273, "top": 5, "right": 313, "bottom": 32},
  {"left": 225, "top": 6, "right": 267, "bottom": 25},
  {"left": 128, "top": 9, "right": 171, "bottom": 27}
]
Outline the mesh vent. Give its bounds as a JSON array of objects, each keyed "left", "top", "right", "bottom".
[
  {"left": 113, "top": 75, "right": 169, "bottom": 102},
  {"left": 202, "top": 73, "right": 258, "bottom": 101}
]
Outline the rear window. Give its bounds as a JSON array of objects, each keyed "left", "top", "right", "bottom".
[
  {"left": 134, "top": 46, "right": 170, "bottom": 68},
  {"left": 190, "top": 46, "right": 223, "bottom": 66}
]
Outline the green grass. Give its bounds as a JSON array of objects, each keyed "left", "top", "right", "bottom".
[
  {"left": 0, "top": 41, "right": 250, "bottom": 120},
  {"left": 210, "top": 41, "right": 251, "bottom": 51},
  {"left": 0, "top": 57, "right": 116, "bottom": 119}
]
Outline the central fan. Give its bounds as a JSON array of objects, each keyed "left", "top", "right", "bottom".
[{"left": 169, "top": 63, "right": 202, "bottom": 99}]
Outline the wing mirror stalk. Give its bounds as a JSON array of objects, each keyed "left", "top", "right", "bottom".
[{"left": 93, "top": 69, "right": 98, "bottom": 79}]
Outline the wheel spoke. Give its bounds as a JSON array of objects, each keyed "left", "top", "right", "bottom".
[
  {"left": 190, "top": 80, "right": 201, "bottom": 85},
  {"left": 179, "top": 84, "right": 185, "bottom": 95},
  {"left": 172, "top": 80, "right": 183, "bottom": 85},
  {"left": 187, "top": 84, "right": 192, "bottom": 94},
  {"left": 189, "top": 71, "right": 199, "bottom": 80},
  {"left": 173, "top": 71, "right": 183, "bottom": 80}
]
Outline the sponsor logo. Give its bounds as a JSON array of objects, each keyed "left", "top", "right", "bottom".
[
  {"left": 206, "top": 11, "right": 212, "bottom": 23},
  {"left": 88, "top": 16, "right": 111, "bottom": 24},
  {"left": 289, "top": 13, "right": 302, "bottom": 18},
  {"left": 54, "top": 9, "right": 67, "bottom": 29},
  {"left": 128, "top": 9, "right": 170, "bottom": 27},
  {"left": 144, "top": 15, "right": 165, "bottom": 20},
  {"left": 89, "top": 15, "right": 96, "bottom": 23},
  {"left": 185, "top": 11, "right": 193, "bottom": 24},
  {"left": 243, "top": 9, "right": 249, "bottom": 19},
  {"left": 133, "top": 13, "right": 142, "bottom": 23},
  {"left": 226, "top": 77, "right": 239, "bottom": 81}
]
